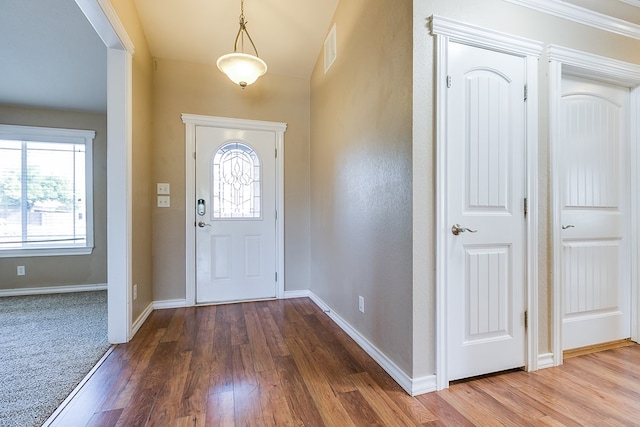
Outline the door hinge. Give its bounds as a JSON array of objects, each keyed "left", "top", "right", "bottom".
[
  {"left": 524, "top": 310, "right": 528, "bottom": 329},
  {"left": 275, "top": 272, "right": 278, "bottom": 282},
  {"left": 193, "top": 152, "right": 196, "bottom": 160},
  {"left": 275, "top": 210, "right": 278, "bottom": 220},
  {"left": 447, "top": 75, "right": 452, "bottom": 88},
  {"left": 524, "top": 84, "right": 528, "bottom": 102},
  {"left": 524, "top": 197, "right": 528, "bottom": 218},
  {"left": 275, "top": 148, "right": 278, "bottom": 158}
]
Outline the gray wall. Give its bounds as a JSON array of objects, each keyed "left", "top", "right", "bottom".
[
  {"left": 0, "top": 106, "right": 107, "bottom": 290},
  {"left": 310, "top": 0, "right": 414, "bottom": 374}
]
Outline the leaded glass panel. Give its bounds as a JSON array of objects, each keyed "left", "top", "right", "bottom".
[{"left": 212, "top": 142, "right": 261, "bottom": 218}]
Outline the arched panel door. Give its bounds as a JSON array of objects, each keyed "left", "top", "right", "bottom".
[
  {"left": 446, "top": 41, "right": 527, "bottom": 380},
  {"left": 560, "top": 75, "right": 631, "bottom": 350}
]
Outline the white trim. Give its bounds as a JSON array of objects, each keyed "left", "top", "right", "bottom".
[
  {"left": 433, "top": 31, "right": 449, "bottom": 392},
  {"left": 503, "top": 0, "right": 640, "bottom": 40},
  {"left": 181, "top": 114, "right": 287, "bottom": 133},
  {"left": 181, "top": 114, "right": 287, "bottom": 306},
  {"left": 153, "top": 299, "right": 188, "bottom": 310},
  {"left": 431, "top": 15, "right": 542, "bottom": 389},
  {"left": 620, "top": 0, "right": 640, "bottom": 7},
  {"left": 631, "top": 88, "right": 640, "bottom": 344},
  {"left": 0, "top": 283, "right": 107, "bottom": 297},
  {"left": 184, "top": 117, "right": 196, "bottom": 307},
  {"left": 308, "top": 291, "right": 435, "bottom": 396},
  {"left": 411, "top": 375, "right": 438, "bottom": 396},
  {"left": 548, "top": 45, "right": 640, "bottom": 87},
  {"left": 549, "top": 58, "right": 564, "bottom": 366},
  {"left": 0, "top": 247, "right": 94, "bottom": 258},
  {"left": 549, "top": 46, "right": 640, "bottom": 363},
  {"left": 76, "top": 0, "right": 134, "bottom": 346},
  {"left": 0, "top": 125, "right": 95, "bottom": 141},
  {"left": 283, "top": 289, "right": 310, "bottom": 299},
  {"left": 525, "top": 55, "right": 541, "bottom": 373},
  {"left": 537, "top": 353, "right": 555, "bottom": 370},
  {"left": 75, "top": 0, "right": 134, "bottom": 53},
  {"left": 106, "top": 48, "right": 133, "bottom": 345},
  {"left": 131, "top": 302, "right": 153, "bottom": 336},
  {"left": 430, "top": 15, "right": 543, "bottom": 56}
]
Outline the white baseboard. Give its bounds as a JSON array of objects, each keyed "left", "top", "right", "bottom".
[
  {"left": 0, "top": 283, "right": 107, "bottom": 297},
  {"left": 131, "top": 302, "right": 154, "bottom": 337},
  {"left": 130, "top": 299, "right": 185, "bottom": 338},
  {"left": 537, "top": 352, "right": 555, "bottom": 369},
  {"left": 308, "top": 291, "right": 435, "bottom": 396},
  {"left": 412, "top": 374, "right": 438, "bottom": 395},
  {"left": 153, "top": 299, "right": 187, "bottom": 310},
  {"left": 283, "top": 289, "right": 311, "bottom": 299}
]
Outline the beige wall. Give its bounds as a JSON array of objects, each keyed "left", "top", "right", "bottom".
[
  {"left": 151, "top": 59, "right": 311, "bottom": 301},
  {"left": 310, "top": 0, "right": 414, "bottom": 373},
  {"left": 0, "top": 106, "right": 107, "bottom": 290},
  {"left": 411, "top": 0, "right": 640, "bottom": 377},
  {"left": 110, "top": 0, "right": 155, "bottom": 321}
]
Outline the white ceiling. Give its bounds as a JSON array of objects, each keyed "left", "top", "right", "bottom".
[
  {"left": 0, "top": 0, "right": 107, "bottom": 113},
  {"left": 0, "top": 0, "right": 338, "bottom": 114}
]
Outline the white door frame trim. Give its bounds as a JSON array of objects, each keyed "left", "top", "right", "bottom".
[
  {"left": 182, "top": 114, "right": 287, "bottom": 306},
  {"left": 76, "top": 0, "right": 134, "bottom": 344},
  {"left": 548, "top": 45, "right": 640, "bottom": 366},
  {"left": 430, "top": 15, "right": 542, "bottom": 390}
]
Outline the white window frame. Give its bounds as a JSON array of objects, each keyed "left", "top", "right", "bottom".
[{"left": 0, "top": 124, "right": 95, "bottom": 258}]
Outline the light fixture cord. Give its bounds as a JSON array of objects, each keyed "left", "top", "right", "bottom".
[{"left": 233, "top": 0, "right": 260, "bottom": 57}]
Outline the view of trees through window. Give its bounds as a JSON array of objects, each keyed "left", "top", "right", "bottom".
[{"left": 0, "top": 139, "right": 87, "bottom": 250}]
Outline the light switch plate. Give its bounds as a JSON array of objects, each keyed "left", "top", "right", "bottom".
[
  {"left": 157, "top": 195, "right": 170, "bottom": 208},
  {"left": 157, "top": 183, "right": 170, "bottom": 195}
]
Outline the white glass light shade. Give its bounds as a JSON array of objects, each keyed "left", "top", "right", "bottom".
[{"left": 216, "top": 53, "right": 267, "bottom": 88}]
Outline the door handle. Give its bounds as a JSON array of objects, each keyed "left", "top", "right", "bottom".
[
  {"left": 562, "top": 225, "right": 575, "bottom": 230},
  {"left": 197, "top": 221, "right": 211, "bottom": 228},
  {"left": 451, "top": 224, "right": 478, "bottom": 236}
]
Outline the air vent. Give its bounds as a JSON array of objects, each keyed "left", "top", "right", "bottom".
[{"left": 324, "top": 24, "right": 337, "bottom": 74}]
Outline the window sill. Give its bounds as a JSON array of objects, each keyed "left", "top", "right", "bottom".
[{"left": 0, "top": 247, "right": 94, "bottom": 258}]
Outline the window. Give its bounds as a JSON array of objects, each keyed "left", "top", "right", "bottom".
[
  {"left": 0, "top": 125, "right": 95, "bottom": 257},
  {"left": 212, "top": 142, "right": 261, "bottom": 218}
]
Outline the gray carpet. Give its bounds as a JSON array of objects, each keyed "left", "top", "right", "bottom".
[{"left": 0, "top": 291, "right": 109, "bottom": 427}]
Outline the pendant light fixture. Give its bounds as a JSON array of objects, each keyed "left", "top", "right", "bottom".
[{"left": 216, "top": 0, "right": 267, "bottom": 89}]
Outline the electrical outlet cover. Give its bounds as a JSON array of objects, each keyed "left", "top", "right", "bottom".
[
  {"left": 157, "top": 195, "right": 170, "bottom": 208},
  {"left": 157, "top": 183, "right": 170, "bottom": 195}
]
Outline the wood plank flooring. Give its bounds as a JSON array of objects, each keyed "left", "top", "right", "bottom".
[{"left": 49, "top": 298, "right": 640, "bottom": 426}]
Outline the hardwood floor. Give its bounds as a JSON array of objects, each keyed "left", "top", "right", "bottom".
[{"left": 50, "top": 298, "right": 640, "bottom": 426}]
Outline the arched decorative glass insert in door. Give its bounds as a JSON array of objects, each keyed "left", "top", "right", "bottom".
[{"left": 212, "top": 141, "right": 261, "bottom": 218}]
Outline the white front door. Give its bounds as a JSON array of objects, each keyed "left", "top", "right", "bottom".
[
  {"left": 446, "top": 42, "right": 527, "bottom": 380},
  {"left": 195, "top": 126, "right": 277, "bottom": 304},
  {"left": 560, "top": 75, "right": 631, "bottom": 350}
]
